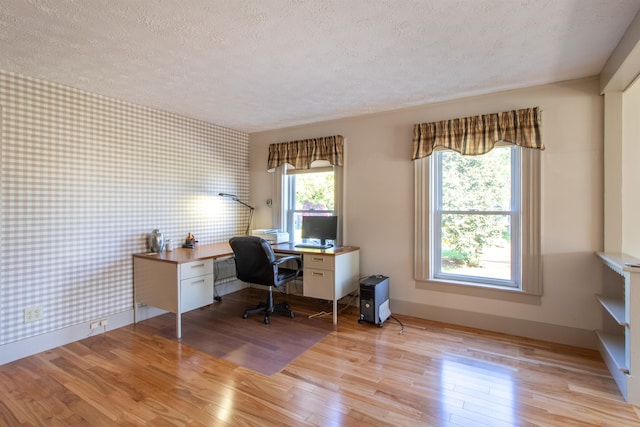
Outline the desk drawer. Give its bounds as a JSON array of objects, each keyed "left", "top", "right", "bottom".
[
  {"left": 303, "top": 268, "right": 335, "bottom": 300},
  {"left": 304, "top": 254, "right": 335, "bottom": 271},
  {"left": 180, "top": 259, "right": 214, "bottom": 280},
  {"left": 180, "top": 273, "right": 214, "bottom": 313}
]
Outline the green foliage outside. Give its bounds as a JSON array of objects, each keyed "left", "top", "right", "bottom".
[
  {"left": 290, "top": 157, "right": 511, "bottom": 269},
  {"left": 440, "top": 147, "right": 511, "bottom": 267},
  {"left": 294, "top": 171, "right": 334, "bottom": 211}
]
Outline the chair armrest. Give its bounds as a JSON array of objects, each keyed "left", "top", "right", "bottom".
[{"left": 273, "top": 255, "right": 302, "bottom": 269}]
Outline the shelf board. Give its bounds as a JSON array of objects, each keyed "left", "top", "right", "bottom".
[
  {"left": 596, "top": 294, "right": 627, "bottom": 326},
  {"left": 596, "top": 330, "right": 627, "bottom": 373},
  {"left": 597, "top": 252, "right": 640, "bottom": 274}
]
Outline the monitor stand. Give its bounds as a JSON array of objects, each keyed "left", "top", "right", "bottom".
[{"left": 295, "top": 239, "right": 333, "bottom": 249}]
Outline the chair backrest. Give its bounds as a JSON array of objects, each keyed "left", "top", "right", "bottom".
[{"left": 229, "top": 236, "right": 277, "bottom": 287}]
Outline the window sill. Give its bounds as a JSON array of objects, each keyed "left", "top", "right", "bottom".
[{"left": 416, "top": 278, "right": 542, "bottom": 305}]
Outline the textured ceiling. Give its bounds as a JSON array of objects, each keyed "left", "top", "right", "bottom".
[{"left": 1, "top": 0, "right": 639, "bottom": 133}]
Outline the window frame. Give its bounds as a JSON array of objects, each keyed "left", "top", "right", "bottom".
[
  {"left": 432, "top": 146, "right": 521, "bottom": 287},
  {"left": 277, "top": 165, "right": 343, "bottom": 246},
  {"left": 286, "top": 167, "right": 336, "bottom": 244},
  {"left": 414, "top": 145, "right": 542, "bottom": 296}
]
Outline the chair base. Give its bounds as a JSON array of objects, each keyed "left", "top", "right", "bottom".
[{"left": 242, "top": 300, "right": 295, "bottom": 324}]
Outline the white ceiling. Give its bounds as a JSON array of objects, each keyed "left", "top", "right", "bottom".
[{"left": 1, "top": 0, "right": 639, "bottom": 133}]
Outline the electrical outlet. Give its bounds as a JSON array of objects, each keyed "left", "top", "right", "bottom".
[
  {"left": 24, "top": 306, "right": 43, "bottom": 323},
  {"left": 99, "top": 319, "right": 108, "bottom": 327},
  {"left": 90, "top": 321, "right": 99, "bottom": 330}
]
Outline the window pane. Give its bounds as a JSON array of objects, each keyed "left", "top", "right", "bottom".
[
  {"left": 441, "top": 147, "right": 511, "bottom": 211},
  {"left": 294, "top": 172, "right": 334, "bottom": 211},
  {"left": 440, "top": 213, "right": 511, "bottom": 280},
  {"left": 292, "top": 212, "right": 303, "bottom": 241}
]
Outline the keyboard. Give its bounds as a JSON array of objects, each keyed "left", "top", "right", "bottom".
[{"left": 295, "top": 243, "right": 333, "bottom": 249}]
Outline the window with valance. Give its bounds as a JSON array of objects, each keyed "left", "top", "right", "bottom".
[
  {"left": 268, "top": 135, "right": 345, "bottom": 246},
  {"left": 268, "top": 135, "right": 344, "bottom": 172},
  {"left": 413, "top": 107, "right": 542, "bottom": 297},
  {"left": 412, "top": 107, "right": 543, "bottom": 159}
]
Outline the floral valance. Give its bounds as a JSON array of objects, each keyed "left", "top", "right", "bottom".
[
  {"left": 267, "top": 135, "right": 344, "bottom": 171},
  {"left": 412, "top": 107, "right": 543, "bottom": 159}
]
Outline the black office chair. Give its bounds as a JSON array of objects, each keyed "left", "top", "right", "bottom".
[{"left": 229, "top": 236, "right": 302, "bottom": 324}]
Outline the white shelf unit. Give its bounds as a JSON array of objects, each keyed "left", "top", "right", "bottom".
[{"left": 596, "top": 252, "right": 640, "bottom": 404}]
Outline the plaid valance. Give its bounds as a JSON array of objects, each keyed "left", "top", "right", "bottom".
[
  {"left": 267, "top": 135, "right": 344, "bottom": 171},
  {"left": 412, "top": 107, "right": 543, "bottom": 159}
]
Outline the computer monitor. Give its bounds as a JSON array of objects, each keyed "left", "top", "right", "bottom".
[{"left": 300, "top": 215, "right": 337, "bottom": 247}]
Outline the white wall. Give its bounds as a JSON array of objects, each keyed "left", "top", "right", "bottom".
[
  {"left": 622, "top": 79, "right": 640, "bottom": 256},
  {"left": 601, "top": 6, "right": 640, "bottom": 257},
  {"left": 250, "top": 77, "right": 604, "bottom": 348}
]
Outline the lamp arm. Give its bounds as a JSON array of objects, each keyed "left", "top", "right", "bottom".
[
  {"left": 245, "top": 207, "right": 255, "bottom": 236},
  {"left": 219, "top": 192, "right": 255, "bottom": 209},
  {"left": 219, "top": 192, "right": 255, "bottom": 235},
  {"left": 235, "top": 199, "right": 255, "bottom": 210}
]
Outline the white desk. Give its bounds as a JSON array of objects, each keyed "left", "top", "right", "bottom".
[
  {"left": 272, "top": 243, "right": 360, "bottom": 326},
  {"left": 133, "top": 242, "right": 360, "bottom": 338}
]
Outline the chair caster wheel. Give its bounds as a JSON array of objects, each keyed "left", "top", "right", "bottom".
[
  {"left": 242, "top": 313, "right": 248, "bottom": 319},
  {"left": 358, "top": 319, "right": 364, "bottom": 324},
  {"left": 264, "top": 317, "right": 270, "bottom": 324},
  {"left": 289, "top": 312, "right": 295, "bottom": 318}
]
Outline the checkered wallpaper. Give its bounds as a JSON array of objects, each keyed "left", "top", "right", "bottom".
[{"left": 0, "top": 70, "right": 250, "bottom": 345}]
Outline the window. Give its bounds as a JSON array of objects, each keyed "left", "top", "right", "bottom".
[
  {"left": 286, "top": 168, "right": 336, "bottom": 244},
  {"left": 267, "top": 135, "right": 345, "bottom": 244},
  {"left": 433, "top": 146, "right": 520, "bottom": 287},
  {"left": 414, "top": 146, "right": 541, "bottom": 295}
]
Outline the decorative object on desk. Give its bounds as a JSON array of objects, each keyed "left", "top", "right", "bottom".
[
  {"left": 218, "top": 192, "right": 255, "bottom": 235},
  {"left": 182, "top": 232, "right": 197, "bottom": 248},
  {"left": 165, "top": 239, "right": 173, "bottom": 251},
  {"left": 148, "top": 229, "right": 165, "bottom": 253},
  {"left": 154, "top": 288, "right": 333, "bottom": 375}
]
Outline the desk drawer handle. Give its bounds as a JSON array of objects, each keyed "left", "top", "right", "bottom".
[
  {"left": 191, "top": 264, "right": 205, "bottom": 269},
  {"left": 191, "top": 279, "right": 205, "bottom": 285},
  {"left": 311, "top": 272, "right": 325, "bottom": 277},
  {"left": 311, "top": 258, "right": 325, "bottom": 262}
]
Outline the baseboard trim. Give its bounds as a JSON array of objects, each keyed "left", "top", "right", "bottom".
[
  {"left": 1, "top": 280, "right": 248, "bottom": 366},
  {"left": 4, "top": 285, "right": 585, "bottom": 366},
  {"left": 391, "top": 299, "right": 598, "bottom": 350},
  {"left": 0, "top": 310, "right": 134, "bottom": 365}
]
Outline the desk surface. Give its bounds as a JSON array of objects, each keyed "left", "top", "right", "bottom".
[
  {"left": 271, "top": 242, "right": 360, "bottom": 256},
  {"left": 133, "top": 241, "right": 360, "bottom": 264}
]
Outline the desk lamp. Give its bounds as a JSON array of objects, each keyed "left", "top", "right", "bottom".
[{"left": 218, "top": 193, "right": 255, "bottom": 235}]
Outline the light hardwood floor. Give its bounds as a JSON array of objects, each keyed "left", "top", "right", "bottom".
[{"left": 1, "top": 289, "right": 639, "bottom": 426}]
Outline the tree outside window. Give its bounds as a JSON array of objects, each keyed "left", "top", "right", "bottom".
[
  {"left": 435, "top": 146, "right": 518, "bottom": 283},
  {"left": 287, "top": 170, "right": 335, "bottom": 242}
]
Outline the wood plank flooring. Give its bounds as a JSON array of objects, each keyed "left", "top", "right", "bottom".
[
  {"left": 1, "top": 288, "right": 639, "bottom": 426},
  {"left": 154, "top": 288, "right": 335, "bottom": 375}
]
